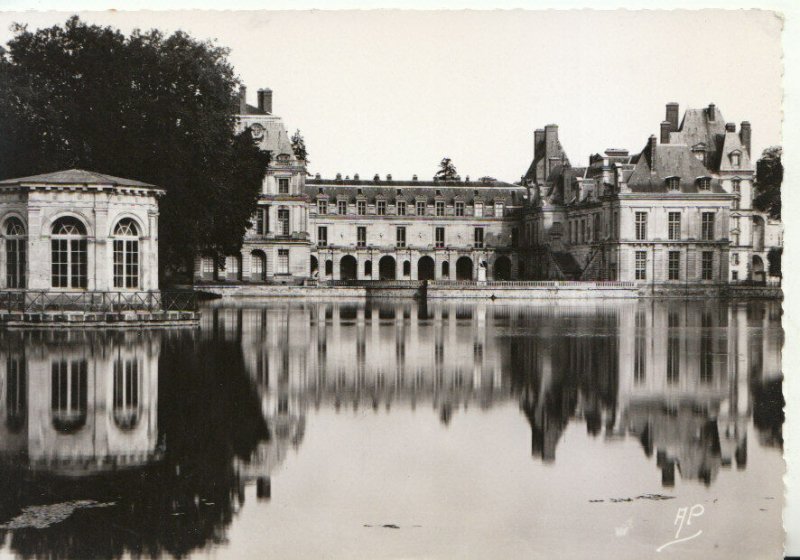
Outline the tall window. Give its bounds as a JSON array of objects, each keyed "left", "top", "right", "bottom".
[
  {"left": 730, "top": 152, "right": 741, "bottom": 167},
  {"left": 474, "top": 202, "right": 483, "bottom": 217},
  {"left": 668, "top": 251, "right": 680, "bottom": 280},
  {"left": 357, "top": 226, "right": 367, "bottom": 247},
  {"left": 277, "top": 249, "right": 289, "bottom": 274},
  {"left": 113, "top": 219, "right": 139, "bottom": 289},
  {"left": 635, "top": 212, "right": 648, "bottom": 241},
  {"left": 495, "top": 202, "right": 504, "bottom": 217},
  {"left": 5, "top": 217, "right": 26, "bottom": 288},
  {"left": 278, "top": 177, "right": 290, "bottom": 194},
  {"left": 635, "top": 251, "right": 647, "bottom": 280},
  {"left": 397, "top": 200, "right": 407, "bottom": 216},
  {"left": 593, "top": 214, "right": 600, "bottom": 241},
  {"left": 377, "top": 200, "right": 386, "bottom": 215},
  {"left": 416, "top": 201, "right": 426, "bottom": 216},
  {"left": 51, "top": 217, "right": 87, "bottom": 289},
  {"left": 337, "top": 200, "right": 348, "bottom": 214},
  {"left": 255, "top": 207, "right": 268, "bottom": 235},
  {"left": 278, "top": 208, "right": 290, "bottom": 236},
  {"left": 732, "top": 252, "right": 739, "bottom": 265},
  {"left": 356, "top": 200, "right": 366, "bottom": 215},
  {"left": 6, "top": 356, "right": 25, "bottom": 430},
  {"left": 697, "top": 177, "right": 711, "bottom": 191},
  {"left": 113, "top": 358, "right": 140, "bottom": 429},
  {"left": 732, "top": 179, "right": 741, "bottom": 195},
  {"left": 435, "top": 227, "right": 445, "bottom": 248},
  {"left": 702, "top": 251, "right": 714, "bottom": 280},
  {"left": 455, "top": 201, "right": 465, "bottom": 216},
  {"left": 668, "top": 212, "right": 681, "bottom": 241},
  {"left": 318, "top": 226, "right": 328, "bottom": 247},
  {"left": 435, "top": 201, "right": 445, "bottom": 216},
  {"left": 474, "top": 227, "right": 484, "bottom": 249},
  {"left": 317, "top": 199, "right": 328, "bottom": 215},
  {"left": 51, "top": 359, "right": 87, "bottom": 432},
  {"left": 511, "top": 227, "right": 519, "bottom": 248},
  {"left": 701, "top": 212, "right": 715, "bottom": 240},
  {"left": 396, "top": 226, "right": 406, "bottom": 248}
]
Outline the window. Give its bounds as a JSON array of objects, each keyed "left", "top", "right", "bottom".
[
  {"left": 495, "top": 202, "right": 504, "bottom": 217},
  {"left": 277, "top": 249, "right": 289, "bottom": 274},
  {"left": 364, "top": 260, "right": 372, "bottom": 277},
  {"left": 442, "top": 261, "right": 449, "bottom": 278},
  {"left": 5, "top": 217, "right": 26, "bottom": 289},
  {"left": 6, "top": 356, "right": 25, "bottom": 430},
  {"left": 317, "top": 226, "right": 328, "bottom": 247},
  {"left": 701, "top": 212, "right": 715, "bottom": 240},
  {"left": 278, "top": 177, "right": 290, "bottom": 194},
  {"left": 113, "top": 358, "right": 140, "bottom": 429},
  {"left": 51, "top": 217, "right": 87, "bottom": 289},
  {"left": 435, "top": 227, "right": 445, "bottom": 248},
  {"left": 732, "top": 252, "right": 739, "bottom": 265},
  {"left": 317, "top": 199, "right": 328, "bottom": 215},
  {"left": 635, "top": 251, "right": 647, "bottom": 280},
  {"left": 223, "top": 255, "right": 239, "bottom": 279},
  {"left": 396, "top": 226, "right": 406, "bottom": 248},
  {"left": 732, "top": 232, "right": 740, "bottom": 246},
  {"left": 581, "top": 219, "right": 586, "bottom": 243},
  {"left": 635, "top": 212, "right": 648, "bottom": 241},
  {"left": 113, "top": 218, "right": 139, "bottom": 289},
  {"left": 667, "top": 329, "right": 680, "bottom": 384},
  {"left": 435, "top": 201, "right": 445, "bottom": 216},
  {"left": 278, "top": 208, "right": 290, "bottom": 236},
  {"left": 697, "top": 177, "right": 711, "bottom": 191},
  {"left": 665, "top": 176, "right": 680, "bottom": 191},
  {"left": 337, "top": 200, "right": 348, "bottom": 214},
  {"left": 474, "top": 202, "right": 483, "bottom": 217},
  {"left": 634, "top": 310, "right": 646, "bottom": 383},
  {"left": 732, "top": 179, "right": 741, "bottom": 195},
  {"left": 702, "top": 251, "right": 714, "bottom": 280},
  {"left": 732, "top": 270, "right": 739, "bottom": 281},
  {"left": 201, "top": 257, "right": 214, "bottom": 276},
  {"left": 397, "top": 200, "right": 407, "bottom": 216},
  {"left": 730, "top": 152, "right": 741, "bottom": 167},
  {"left": 474, "top": 227, "right": 484, "bottom": 249},
  {"left": 403, "top": 260, "right": 411, "bottom": 277},
  {"left": 732, "top": 197, "right": 740, "bottom": 210},
  {"left": 593, "top": 214, "right": 600, "bottom": 241},
  {"left": 668, "top": 251, "right": 680, "bottom": 280},
  {"left": 377, "top": 200, "right": 386, "bottom": 215},
  {"left": 455, "top": 201, "right": 465, "bottom": 216},
  {"left": 51, "top": 359, "right": 88, "bottom": 432},
  {"left": 357, "top": 226, "right": 367, "bottom": 247},
  {"left": 732, "top": 216, "right": 740, "bottom": 232},
  {"left": 511, "top": 227, "right": 519, "bottom": 247},
  {"left": 357, "top": 200, "right": 367, "bottom": 215},
  {"left": 416, "top": 201, "right": 426, "bottom": 216},
  {"left": 668, "top": 212, "right": 681, "bottom": 241},
  {"left": 255, "top": 207, "right": 268, "bottom": 235}
]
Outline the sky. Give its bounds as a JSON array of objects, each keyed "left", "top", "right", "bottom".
[{"left": 0, "top": 10, "right": 783, "bottom": 183}]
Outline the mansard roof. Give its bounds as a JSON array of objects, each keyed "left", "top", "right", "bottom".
[
  {"left": 304, "top": 178, "right": 525, "bottom": 204},
  {"left": 0, "top": 169, "right": 156, "bottom": 189},
  {"left": 626, "top": 142, "right": 726, "bottom": 194}
]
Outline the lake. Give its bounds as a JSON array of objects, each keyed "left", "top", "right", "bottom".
[{"left": 0, "top": 298, "right": 784, "bottom": 559}]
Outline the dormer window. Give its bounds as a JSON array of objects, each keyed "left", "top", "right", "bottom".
[
  {"left": 730, "top": 151, "right": 742, "bottom": 167},
  {"left": 697, "top": 177, "right": 712, "bottom": 191},
  {"left": 692, "top": 143, "right": 707, "bottom": 165},
  {"left": 732, "top": 178, "right": 741, "bottom": 194},
  {"left": 665, "top": 176, "right": 680, "bottom": 191}
]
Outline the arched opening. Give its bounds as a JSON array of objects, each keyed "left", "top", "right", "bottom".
[
  {"left": 340, "top": 255, "right": 357, "bottom": 280},
  {"left": 456, "top": 256, "right": 473, "bottom": 280},
  {"left": 402, "top": 260, "right": 411, "bottom": 277},
  {"left": 379, "top": 256, "right": 396, "bottom": 280},
  {"left": 4, "top": 217, "right": 26, "bottom": 289},
  {"left": 51, "top": 217, "right": 88, "bottom": 289},
  {"left": 752, "top": 255, "right": 766, "bottom": 284},
  {"left": 223, "top": 255, "right": 241, "bottom": 281},
  {"left": 418, "top": 256, "right": 435, "bottom": 281},
  {"left": 113, "top": 358, "right": 140, "bottom": 430},
  {"left": 310, "top": 255, "right": 319, "bottom": 277},
  {"left": 441, "top": 261, "right": 450, "bottom": 279},
  {"left": 494, "top": 256, "right": 512, "bottom": 280},
  {"left": 325, "top": 259, "right": 333, "bottom": 277},
  {"left": 251, "top": 250, "right": 267, "bottom": 282},
  {"left": 752, "top": 216, "right": 765, "bottom": 251},
  {"left": 364, "top": 260, "right": 373, "bottom": 278},
  {"left": 51, "top": 359, "right": 87, "bottom": 433},
  {"left": 113, "top": 218, "right": 140, "bottom": 289}
]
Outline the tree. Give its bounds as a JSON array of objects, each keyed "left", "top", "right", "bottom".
[
  {"left": 0, "top": 17, "right": 270, "bottom": 282},
  {"left": 290, "top": 129, "right": 309, "bottom": 164},
  {"left": 434, "top": 157, "right": 460, "bottom": 181},
  {"left": 753, "top": 145, "right": 782, "bottom": 220}
]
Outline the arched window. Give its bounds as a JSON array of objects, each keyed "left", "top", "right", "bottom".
[
  {"left": 113, "top": 218, "right": 139, "bottom": 289},
  {"left": 4, "top": 217, "right": 26, "bottom": 288},
  {"left": 113, "top": 357, "right": 140, "bottom": 429},
  {"left": 665, "top": 176, "right": 680, "bottom": 191},
  {"left": 51, "top": 217, "right": 88, "bottom": 288}
]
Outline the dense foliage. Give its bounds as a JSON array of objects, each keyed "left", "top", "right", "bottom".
[
  {"left": 290, "top": 129, "right": 308, "bottom": 164},
  {"left": 434, "top": 157, "right": 460, "bottom": 181},
  {"left": 753, "top": 145, "right": 782, "bottom": 220},
  {"left": 0, "top": 16, "right": 270, "bottom": 282}
]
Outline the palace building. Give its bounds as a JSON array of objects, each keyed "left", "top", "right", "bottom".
[{"left": 195, "top": 89, "right": 782, "bottom": 286}]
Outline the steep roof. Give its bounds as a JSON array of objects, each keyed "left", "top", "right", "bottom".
[
  {"left": 0, "top": 169, "right": 156, "bottom": 188},
  {"left": 718, "top": 130, "right": 754, "bottom": 172},
  {"left": 626, "top": 142, "right": 725, "bottom": 194},
  {"left": 304, "top": 179, "right": 525, "bottom": 204},
  {"left": 238, "top": 113, "right": 298, "bottom": 163},
  {"left": 668, "top": 106, "right": 727, "bottom": 171}
]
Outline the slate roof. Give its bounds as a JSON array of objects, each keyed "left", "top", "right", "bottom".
[
  {"left": 0, "top": 169, "right": 156, "bottom": 188},
  {"left": 238, "top": 113, "right": 297, "bottom": 162},
  {"left": 304, "top": 179, "right": 526, "bottom": 204},
  {"left": 718, "top": 131, "right": 753, "bottom": 172},
  {"left": 668, "top": 107, "right": 728, "bottom": 171},
  {"left": 625, "top": 142, "right": 726, "bottom": 194}
]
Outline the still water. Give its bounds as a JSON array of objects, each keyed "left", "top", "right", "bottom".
[{"left": 0, "top": 299, "right": 784, "bottom": 560}]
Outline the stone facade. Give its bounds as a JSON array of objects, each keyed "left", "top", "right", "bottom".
[{"left": 0, "top": 169, "right": 162, "bottom": 292}]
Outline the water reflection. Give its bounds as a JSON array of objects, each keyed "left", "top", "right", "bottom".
[{"left": 0, "top": 299, "right": 784, "bottom": 559}]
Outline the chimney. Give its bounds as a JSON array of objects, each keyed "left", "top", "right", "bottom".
[
  {"left": 740, "top": 121, "right": 752, "bottom": 154},
  {"left": 354, "top": 173, "right": 360, "bottom": 181},
  {"left": 725, "top": 122, "right": 736, "bottom": 132},
  {"left": 534, "top": 129, "right": 545, "bottom": 160},
  {"left": 648, "top": 134, "right": 657, "bottom": 174},
  {"left": 665, "top": 102, "right": 679, "bottom": 131},
  {"left": 660, "top": 121, "right": 672, "bottom": 144},
  {"left": 239, "top": 85, "right": 247, "bottom": 114},
  {"left": 257, "top": 88, "right": 273, "bottom": 113},
  {"left": 544, "top": 124, "right": 559, "bottom": 178},
  {"left": 707, "top": 103, "right": 716, "bottom": 121}
]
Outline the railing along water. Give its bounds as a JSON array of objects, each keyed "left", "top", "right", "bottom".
[{"left": 0, "top": 290, "right": 197, "bottom": 313}]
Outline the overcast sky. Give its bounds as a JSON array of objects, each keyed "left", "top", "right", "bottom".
[{"left": 0, "top": 10, "right": 783, "bottom": 182}]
